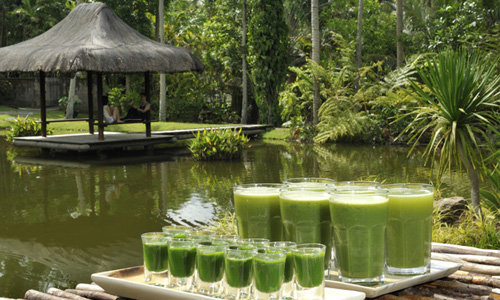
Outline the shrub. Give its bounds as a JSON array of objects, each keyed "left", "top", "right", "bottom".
[
  {"left": 58, "top": 96, "right": 82, "bottom": 111},
  {"left": 189, "top": 129, "right": 249, "bottom": 161},
  {"left": 6, "top": 116, "right": 52, "bottom": 142}
]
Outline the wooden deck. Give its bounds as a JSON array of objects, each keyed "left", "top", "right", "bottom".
[
  {"left": 6, "top": 243, "right": 500, "bottom": 299},
  {"left": 152, "top": 124, "right": 273, "bottom": 140},
  {"left": 11, "top": 125, "right": 272, "bottom": 152},
  {"left": 13, "top": 132, "right": 176, "bottom": 152}
]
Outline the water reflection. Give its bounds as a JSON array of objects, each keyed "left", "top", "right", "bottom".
[{"left": 0, "top": 139, "right": 470, "bottom": 297}]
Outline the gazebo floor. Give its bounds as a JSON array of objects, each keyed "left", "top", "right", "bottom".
[
  {"left": 13, "top": 132, "right": 176, "bottom": 152},
  {"left": 11, "top": 124, "right": 273, "bottom": 153}
]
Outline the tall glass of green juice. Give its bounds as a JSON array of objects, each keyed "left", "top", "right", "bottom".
[
  {"left": 292, "top": 243, "right": 326, "bottom": 300},
  {"left": 195, "top": 240, "right": 227, "bottom": 297},
  {"left": 167, "top": 238, "right": 197, "bottom": 291},
  {"left": 224, "top": 244, "right": 257, "bottom": 300},
  {"left": 280, "top": 180, "right": 333, "bottom": 270},
  {"left": 383, "top": 183, "right": 434, "bottom": 275},
  {"left": 141, "top": 232, "right": 169, "bottom": 285},
  {"left": 233, "top": 184, "right": 283, "bottom": 241},
  {"left": 253, "top": 247, "right": 287, "bottom": 300},
  {"left": 330, "top": 182, "right": 387, "bottom": 284}
]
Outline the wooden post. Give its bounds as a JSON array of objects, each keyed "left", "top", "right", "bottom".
[
  {"left": 97, "top": 73, "right": 104, "bottom": 140},
  {"left": 87, "top": 71, "right": 94, "bottom": 134},
  {"left": 144, "top": 71, "right": 151, "bottom": 137},
  {"left": 39, "top": 71, "right": 47, "bottom": 137}
]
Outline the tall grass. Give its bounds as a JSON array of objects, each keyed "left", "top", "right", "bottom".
[{"left": 433, "top": 205, "right": 500, "bottom": 249}]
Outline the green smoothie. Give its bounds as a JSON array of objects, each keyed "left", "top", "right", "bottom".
[
  {"left": 330, "top": 194, "right": 388, "bottom": 280},
  {"left": 168, "top": 246, "right": 197, "bottom": 277},
  {"left": 233, "top": 185, "right": 282, "bottom": 241},
  {"left": 293, "top": 250, "right": 325, "bottom": 288},
  {"left": 385, "top": 186, "right": 433, "bottom": 271},
  {"left": 280, "top": 190, "right": 332, "bottom": 268},
  {"left": 284, "top": 252, "right": 294, "bottom": 282},
  {"left": 196, "top": 250, "right": 225, "bottom": 282},
  {"left": 253, "top": 251, "right": 286, "bottom": 293},
  {"left": 224, "top": 254, "right": 254, "bottom": 288},
  {"left": 142, "top": 242, "right": 168, "bottom": 272}
]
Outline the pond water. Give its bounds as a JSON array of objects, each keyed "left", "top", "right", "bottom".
[{"left": 0, "top": 138, "right": 470, "bottom": 298}]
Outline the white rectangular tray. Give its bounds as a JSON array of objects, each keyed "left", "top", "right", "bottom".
[
  {"left": 92, "top": 266, "right": 365, "bottom": 300},
  {"left": 325, "top": 260, "right": 461, "bottom": 298}
]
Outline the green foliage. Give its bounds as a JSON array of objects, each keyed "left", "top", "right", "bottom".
[
  {"left": 248, "top": 0, "right": 289, "bottom": 124},
  {"left": 57, "top": 96, "right": 82, "bottom": 111},
  {"left": 400, "top": 49, "right": 500, "bottom": 179},
  {"left": 6, "top": 116, "right": 52, "bottom": 142},
  {"left": 433, "top": 205, "right": 499, "bottom": 249},
  {"left": 189, "top": 129, "right": 249, "bottom": 161},
  {"left": 203, "top": 211, "right": 238, "bottom": 235}
]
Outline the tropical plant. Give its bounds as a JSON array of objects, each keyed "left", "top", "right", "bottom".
[
  {"left": 58, "top": 96, "right": 82, "bottom": 112},
  {"left": 400, "top": 49, "right": 500, "bottom": 216},
  {"left": 248, "top": 0, "right": 289, "bottom": 124},
  {"left": 6, "top": 115, "right": 52, "bottom": 141},
  {"left": 189, "top": 129, "right": 249, "bottom": 161}
]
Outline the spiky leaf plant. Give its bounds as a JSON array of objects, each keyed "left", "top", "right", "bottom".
[{"left": 401, "top": 49, "right": 500, "bottom": 217}]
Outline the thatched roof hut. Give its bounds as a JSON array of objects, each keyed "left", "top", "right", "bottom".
[
  {"left": 0, "top": 2, "right": 204, "bottom": 140},
  {"left": 0, "top": 2, "right": 204, "bottom": 73}
]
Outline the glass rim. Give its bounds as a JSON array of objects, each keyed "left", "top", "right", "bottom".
[
  {"left": 283, "top": 177, "right": 335, "bottom": 183},
  {"left": 141, "top": 232, "right": 167, "bottom": 238},
  {"left": 293, "top": 243, "right": 326, "bottom": 250},
  {"left": 269, "top": 241, "right": 297, "bottom": 248},
  {"left": 162, "top": 225, "right": 193, "bottom": 231},
  {"left": 333, "top": 180, "right": 381, "bottom": 186},
  {"left": 233, "top": 183, "right": 283, "bottom": 190},
  {"left": 381, "top": 183, "right": 434, "bottom": 189}
]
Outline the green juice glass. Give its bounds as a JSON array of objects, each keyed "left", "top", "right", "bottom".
[
  {"left": 233, "top": 184, "right": 283, "bottom": 241},
  {"left": 195, "top": 240, "right": 227, "bottom": 297},
  {"left": 141, "top": 232, "right": 169, "bottom": 284},
  {"left": 383, "top": 183, "right": 434, "bottom": 275},
  {"left": 292, "top": 243, "right": 326, "bottom": 300},
  {"left": 269, "top": 241, "right": 297, "bottom": 300},
  {"left": 167, "top": 238, "right": 197, "bottom": 291},
  {"left": 330, "top": 182, "right": 388, "bottom": 284},
  {"left": 162, "top": 225, "right": 193, "bottom": 239},
  {"left": 280, "top": 180, "right": 333, "bottom": 270},
  {"left": 253, "top": 247, "right": 287, "bottom": 300},
  {"left": 240, "top": 238, "right": 270, "bottom": 247},
  {"left": 224, "top": 244, "right": 257, "bottom": 300}
]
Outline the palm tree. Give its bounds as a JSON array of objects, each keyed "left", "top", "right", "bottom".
[
  {"left": 396, "top": 0, "right": 404, "bottom": 68},
  {"left": 401, "top": 50, "right": 500, "bottom": 217},
  {"left": 241, "top": 0, "right": 248, "bottom": 124},
  {"left": 311, "top": 0, "right": 320, "bottom": 124}
]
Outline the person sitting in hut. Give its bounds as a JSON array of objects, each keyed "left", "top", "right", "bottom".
[
  {"left": 103, "top": 95, "right": 123, "bottom": 124},
  {"left": 123, "top": 92, "right": 150, "bottom": 122}
]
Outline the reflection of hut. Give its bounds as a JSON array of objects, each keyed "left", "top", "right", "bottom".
[{"left": 0, "top": 2, "right": 203, "bottom": 140}]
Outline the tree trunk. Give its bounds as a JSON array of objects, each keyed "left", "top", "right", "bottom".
[
  {"left": 241, "top": 0, "right": 249, "bottom": 124},
  {"left": 125, "top": 75, "right": 131, "bottom": 93},
  {"left": 158, "top": 0, "right": 166, "bottom": 122},
  {"left": 65, "top": 0, "right": 83, "bottom": 120},
  {"left": 457, "top": 138, "right": 483, "bottom": 218},
  {"left": 0, "top": 4, "right": 6, "bottom": 47},
  {"left": 396, "top": 0, "right": 404, "bottom": 68},
  {"left": 311, "top": 0, "right": 320, "bottom": 125},
  {"left": 66, "top": 74, "right": 77, "bottom": 119},
  {"left": 355, "top": 0, "right": 363, "bottom": 90}
]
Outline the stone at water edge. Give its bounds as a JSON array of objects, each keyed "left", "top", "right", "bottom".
[{"left": 434, "top": 196, "right": 468, "bottom": 225}]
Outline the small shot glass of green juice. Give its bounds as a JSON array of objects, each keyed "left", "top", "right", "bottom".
[
  {"left": 240, "top": 238, "right": 270, "bottom": 247},
  {"left": 383, "top": 183, "right": 434, "bottom": 275},
  {"left": 195, "top": 239, "right": 227, "bottom": 297},
  {"left": 167, "top": 238, "right": 197, "bottom": 291},
  {"left": 330, "top": 181, "right": 388, "bottom": 285},
  {"left": 233, "top": 183, "right": 283, "bottom": 241},
  {"left": 162, "top": 225, "right": 193, "bottom": 239},
  {"left": 141, "top": 232, "right": 169, "bottom": 285},
  {"left": 224, "top": 244, "right": 257, "bottom": 300},
  {"left": 292, "top": 243, "right": 326, "bottom": 300},
  {"left": 269, "top": 241, "right": 297, "bottom": 300},
  {"left": 253, "top": 247, "right": 287, "bottom": 300}
]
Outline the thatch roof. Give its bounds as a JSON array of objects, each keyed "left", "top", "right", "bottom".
[{"left": 0, "top": 2, "right": 204, "bottom": 73}]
